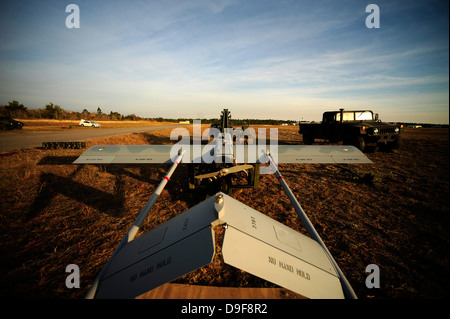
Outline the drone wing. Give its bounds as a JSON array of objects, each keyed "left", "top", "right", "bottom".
[
  {"left": 94, "top": 196, "right": 218, "bottom": 299},
  {"left": 73, "top": 144, "right": 371, "bottom": 164},
  {"left": 72, "top": 145, "right": 175, "bottom": 164},
  {"left": 92, "top": 193, "right": 346, "bottom": 299},
  {"left": 216, "top": 194, "right": 345, "bottom": 299},
  {"left": 273, "top": 145, "right": 372, "bottom": 164}
]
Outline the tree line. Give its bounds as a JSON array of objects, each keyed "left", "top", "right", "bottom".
[
  {"left": 0, "top": 100, "right": 298, "bottom": 125},
  {"left": 0, "top": 100, "right": 142, "bottom": 121}
]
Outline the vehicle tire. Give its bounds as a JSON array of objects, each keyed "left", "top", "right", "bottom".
[
  {"left": 302, "top": 131, "right": 314, "bottom": 145},
  {"left": 355, "top": 136, "right": 366, "bottom": 152},
  {"left": 345, "top": 136, "right": 366, "bottom": 152},
  {"left": 387, "top": 136, "right": 402, "bottom": 152}
]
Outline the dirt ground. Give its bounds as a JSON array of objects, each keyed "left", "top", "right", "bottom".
[{"left": 0, "top": 126, "right": 448, "bottom": 299}]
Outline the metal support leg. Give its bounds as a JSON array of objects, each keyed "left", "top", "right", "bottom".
[
  {"left": 85, "top": 150, "right": 185, "bottom": 299},
  {"left": 265, "top": 153, "right": 357, "bottom": 299}
]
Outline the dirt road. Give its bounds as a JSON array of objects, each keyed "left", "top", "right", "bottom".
[{"left": 0, "top": 125, "right": 182, "bottom": 153}]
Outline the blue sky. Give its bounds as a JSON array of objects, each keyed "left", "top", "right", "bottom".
[{"left": 0, "top": 0, "right": 448, "bottom": 123}]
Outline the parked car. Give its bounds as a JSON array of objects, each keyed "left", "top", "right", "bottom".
[
  {"left": 79, "top": 119, "right": 101, "bottom": 127},
  {"left": 0, "top": 117, "right": 24, "bottom": 130}
]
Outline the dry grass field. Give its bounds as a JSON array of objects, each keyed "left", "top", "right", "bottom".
[{"left": 0, "top": 125, "right": 448, "bottom": 299}]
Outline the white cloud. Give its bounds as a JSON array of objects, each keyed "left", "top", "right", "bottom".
[{"left": 0, "top": 0, "right": 448, "bottom": 124}]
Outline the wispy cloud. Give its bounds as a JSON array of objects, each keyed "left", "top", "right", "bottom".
[{"left": 0, "top": 0, "right": 448, "bottom": 123}]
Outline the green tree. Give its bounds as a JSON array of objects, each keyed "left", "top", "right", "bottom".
[
  {"left": 2, "top": 100, "right": 28, "bottom": 117},
  {"left": 54, "top": 104, "right": 63, "bottom": 120},
  {"left": 44, "top": 103, "right": 55, "bottom": 119},
  {"left": 44, "top": 102, "right": 64, "bottom": 119},
  {"left": 109, "top": 111, "right": 122, "bottom": 120}
]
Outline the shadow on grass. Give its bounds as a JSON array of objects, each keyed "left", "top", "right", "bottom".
[{"left": 29, "top": 155, "right": 197, "bottom": 220}]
